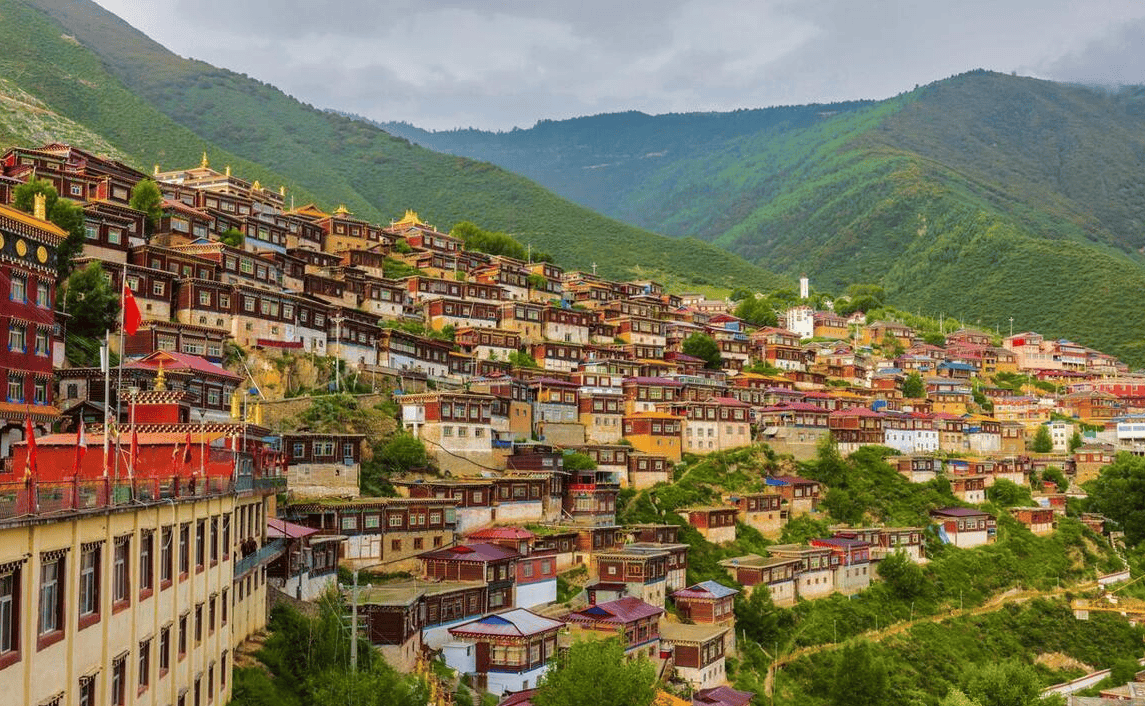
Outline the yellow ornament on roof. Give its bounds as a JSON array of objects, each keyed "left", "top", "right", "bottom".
[
  {"left": 334, "top": 204, "right": 351, "bottom": 216},
  {"left": 200, "top": 152, "right": 209, "bottom": 168},
  {"left": 252, "top": 180, "right": 261, "bottom": 191}
]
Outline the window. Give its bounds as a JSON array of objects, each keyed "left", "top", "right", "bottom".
[
  {"left": 0, "top": 565, "right": 18, "bottom": 661},
  {"left": 34, "top": 329, "right": 49, "bottom": 356},
  {"left": 178, "top": 614, "right": 187, "bottom": 659},
  {"left": 221, "top": 589, "right": 228, "bottom": 626},
  {"left": 79, "top": 545, "right": 100, "bottom": 623},
  {"left": 139, "top": 638, "right": 151, "bottom": 691},
  {"left": 10, "top": 275, "right": 25, "bottom": 302},
  {"left": 195, "top": 604, "right": 203, "bottom": 643},
  {"left": 8, "top": 325, "right": 26, "bottom": 354},
  {"left": 196, "top": 520, "right": 206, "bottom": 570},
  {"left": 36, "top": 281, "right": 49, "bottom": 308},
  {"left": 160, "top": 625, "right": 170, "bottom": 674},
  {"left": 161, "top": 527, "right": 173, "bottom": 585},
  {"left": 210, "top": 518, "right": 219, "bottom": 564},
  {"left": 140, "top": 532, "right": 153, "bottom": 594},
  {"left": 111, "top": 655, "right": 126, "bottom": 706},
  {"left": 199, "top": 290, "right": 212, "bottom": 306},
  {"left": 113, "top": 538, "right": 130, "bottom": 607},
  {"left": 33, "top": 379, "right": 46, "bottom": 405},
  {"left": 179, "top": 524, "right": 190, "bottom": 576},
  {"left": 39, "top": 555, "right": 64, "bottom": 637},
  {"left": 152, "top": 281, "right": 165, "bottom": 296},
  {"left": 78, "top": 677, "right": 94, "bottom": 706},
  {"left": 209, "top": 597, "right": 216, "bottom": 634}
]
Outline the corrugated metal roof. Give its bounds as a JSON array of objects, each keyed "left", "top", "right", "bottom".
[
  {"left": 565, "top": 597, "right": 663, "bottom": 625},
  {"left": 672, "top": 580, "right": 739, "bottom": 600},
  {"left": 449, "top": 609, "right": 564, "bottom": 638}
]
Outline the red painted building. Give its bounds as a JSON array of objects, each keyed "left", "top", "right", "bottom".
[{"left": 0, "top": 202, "right": 64, "bottom": 455}]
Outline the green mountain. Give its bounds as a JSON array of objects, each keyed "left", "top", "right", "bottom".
[
  {"left": 0, "top": 0, "right": 782, "bottom": 293},
  {"left": 385, "top": 73, "right": 1145, "bottom": 363}
]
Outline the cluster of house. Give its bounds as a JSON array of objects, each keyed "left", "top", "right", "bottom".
[{"left": 0, "top": 141, "right": 1138, "bottom": 705}]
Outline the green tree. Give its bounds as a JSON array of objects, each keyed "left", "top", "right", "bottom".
[
  {"left": 734, "top": 584, "right": 793, "bottom": 648},
  {"left": 876, "top": 549, "right": 929, "bottom": 599},
  {"left": 734, "top": 296, "right": 778, "bottom": 327},
  {"left": 986, "top": 478, "right": 1034, "bottom": 507},
  {"left": 831, "top": 640, "right": 888, "bottom": 706},
  {"left": 508, "top": 349, "right": 539, "bottom": 368},
  {"left": 563, "top": 451, "right": 597, "bottom": 473},
  {"left": 63, "top": 261, "right": 120, "bottom": 338},
  {"left": 1042, "top": 467, "right": 1068, "bottom": 493},
  {"left": 14, "top": 178, "right": 86, "bottom": 278},
  {"left": 219, "top": 227, "right": 245, "bottom": 248},
  {"left": 683, "top": 332, "right": 722, "bottom": 370},
  {"left": 1068, "top": 431, "right": 1083, "bottom": 453},
  {"left": 902, "top": 371, "right": 925, "bottom": 398},
  {"left": 128, "top": 178, "right": 163, "bottom": 236},
  {"left": 532, "top": 638, "right": 656, "bottom": 706},
  {"left": 1085, "top": 453, "right": 1145, "bottom": 545},
  {"left": 962, "top": 660, "right": 1043, "bottom": 706},
  {"left": 1030, "top": 425, "right": 1053, "bottom": 453}
]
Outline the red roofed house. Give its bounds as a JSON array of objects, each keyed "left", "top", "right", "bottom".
[
  {"left": 1011, "top": 506, "right": 1055, "bottom": 536},
  {"left": 672, "top": 580, "right": 739, "bottom": 655},
  {"left": 692, "top": 686, "right": 756, "bottom": 706},
  {"left": 665, "top": 397, "right": 752, "bottom": 454},
  {"left": 682, "top": 506, "right": 739, "bottom": 544},
  {"left": 442, "top": 608, "right": 564, "bottom": 696},
  {"left": 810, "top": 537, "right": 871, "bottom": 594},
  {"left": 828, "top": 407, "right": 884, "bottom": 455},
  {"left": 421, "top": 542, "right": 519, "bottom": 612},
  {"left": 468, "top": 527, "right": 558, "bottom": 609},
  {"left": 267, "top": 516, "right": 340, "bottom": 600},
  {"left": 766, "top": 475, "right": 822, "bottom": 516},
  {"left": 564, "top": 596, "right": 665, "bottom": 660},
  {"left": 930, "top": 507, "right": 996, "bottom": 548}
]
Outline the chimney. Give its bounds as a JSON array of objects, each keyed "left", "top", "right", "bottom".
[{"left": 33, "top": 193, "right": 47, "bottom": 221}]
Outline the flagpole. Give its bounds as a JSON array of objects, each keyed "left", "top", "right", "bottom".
[
  {"left": 102, "top": 332, "right": 110, "bottom": 478},
  {"left": 114, "top": 265, "right": 126, "bottom": 500}
]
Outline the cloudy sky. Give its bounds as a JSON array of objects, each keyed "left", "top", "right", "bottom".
[{"left": 95, "top": 0, "right": 1145, "bottom": 131}]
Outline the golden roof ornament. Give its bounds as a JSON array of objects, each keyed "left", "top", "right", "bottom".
[
  {"left": 153, "top": 164, "right": 160, "bottom": 175},
  {"left": 394, "top": 209, "right": 423, "bottom": 227},
  {"left": 225, "top": 165, "right": 231, "bottom": 177},
  {"left": 154, "top": 361, "right": 168, "bottom": 391},
  {"left": 33, "top": 193, "right": 47, "bottom": 221},
  {"left": 252, "top": 179, "right": 262, "bottom": 191},
  {"left": 279, "top": 185, "right": 286, "bottom": 196},
  {"left": 200, "top": 152, "right": 209, "bottom": 169},
  {"left": 334, "top": 204, "right": 351, "bottom": 216}
]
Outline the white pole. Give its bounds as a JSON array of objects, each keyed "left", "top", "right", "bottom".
[{"left": 101, "top": 333, "right": 110, "bottom": 477}]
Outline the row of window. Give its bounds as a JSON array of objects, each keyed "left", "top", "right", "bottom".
[
  {"left": 8, "top": 275, "right": 51, "bottom": 308},
  {"left": 6, "top": 373, "right": 49, "bottom": 405},
  {"left": 6, "top": 324, "right": 50, "bottom": 356}
]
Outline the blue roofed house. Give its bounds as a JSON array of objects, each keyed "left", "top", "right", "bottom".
[{"left": 442, "top": 608, "right": 565, "bottom": 696}]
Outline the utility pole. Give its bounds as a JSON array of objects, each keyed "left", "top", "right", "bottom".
[
  {"left": 350, "top": 569, "right": 359, "bottom": 671},
  {"left": 332, "top": 314, "right": 345, "bottom": 393},
  {"left": 1009, "top": 317, "right": 1014, "bottom": 337}
]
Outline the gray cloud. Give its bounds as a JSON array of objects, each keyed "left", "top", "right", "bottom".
[{"left": 96, "top": 0, "right": 1145, "bottom": 130}]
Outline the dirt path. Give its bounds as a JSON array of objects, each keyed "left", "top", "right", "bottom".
[{"left": 763, "top": 582, "right": 1093, "bottom": 697}]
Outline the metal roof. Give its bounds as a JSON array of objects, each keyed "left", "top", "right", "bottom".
[{"left": 449, "top": 609, "right": 564, "bottom": 638}]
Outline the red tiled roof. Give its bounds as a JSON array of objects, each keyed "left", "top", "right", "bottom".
[
  {"left": 420, "top": 542, "right": 520, "bottom": 563},
  {"left": 268, "top": 517, "right": 319, "bottom": 540},
  {"left": 693, "top": 685, "right": 755, "bottom": 706},
  {"left": 468, "top": 527, "right": 536, "bottom": 541},
  {"left": 565, "top": 596, "right": 664, "bottom": 624},
  {"left": 129, "top": 351, "right": 241, "bottom": 381}
]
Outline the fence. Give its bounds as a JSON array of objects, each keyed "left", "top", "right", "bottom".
[{"left": 0, "top": 474, "right": 254, "bottom": 521}]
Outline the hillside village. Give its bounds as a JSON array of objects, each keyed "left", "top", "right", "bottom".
[{"left": 2, "top": 142, "right": 1145, "bottom": 706}]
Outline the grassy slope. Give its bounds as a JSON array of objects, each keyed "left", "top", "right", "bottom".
[
  {"left": 13, "top": 0, "right": 785, "bottom": 292},
  {"left": 388, "top": 71, "right": 1145, "bottom": 362}
]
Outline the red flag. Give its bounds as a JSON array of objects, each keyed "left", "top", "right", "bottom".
[
  {"left": 171, "top": 437, "right": 181, "bottom": 465},
  {"left": 122, "top": 282, "right": 142, "bottom": 336},
  {"left": 24, "top": 415, "right": 38, "bottom": 480},
  {"left": 183, "top": 431, "right": 193, "bottom": 464},
  {"left": 73, "top": 418, "right": 87, "bottom": 474}
]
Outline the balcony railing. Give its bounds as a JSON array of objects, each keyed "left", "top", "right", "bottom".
[
  {"left": 234, "top": 538, "right": 286, "bottom": 577},
  {"left": 0, "top": 474, "right": 265, "bottom": 522}
]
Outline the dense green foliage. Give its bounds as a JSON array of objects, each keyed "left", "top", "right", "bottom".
[
  {"left": 229, "top": 596, "right": 425, "bottom": 706},
  {"left": 63, "top": 261, "right": 119, "bottom": 337},
  {"left": 14, "top": 177, "right": 86, "bottom": 277},
  {"left": 1084, "top": 453, "right": 1145, "bottom": 545},
  {"left": 532, "top": 638, "right": 656, "bottom": 706},
  {"left": 451, "top": 220, "right": 552, "bottom": 262},
  {"left": 682, "top": 332, "right": 723, "bottom": 369},
  {"left": 902, "top": 372, "right": 925, "bottom": 399},
  {"left": 1031, "top": 426, "right": 1053, "bottom": 453},
  {"left": 7, "top": 0, "right": 783, "bottom": 293},
  {"left": 128, "top": 178, "right": 163, "bottom": 235}
]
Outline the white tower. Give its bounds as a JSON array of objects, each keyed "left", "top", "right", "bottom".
[{"left": 799, "top": 276, "right": 809, "bottom": 300}]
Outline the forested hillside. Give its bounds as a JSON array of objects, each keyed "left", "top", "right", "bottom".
[
  {"left": 389, "top": 72, "right": 1145, "bottom": 363},
  {"left": 0, "top": 0, "right": 783, "bottom": 292}
]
